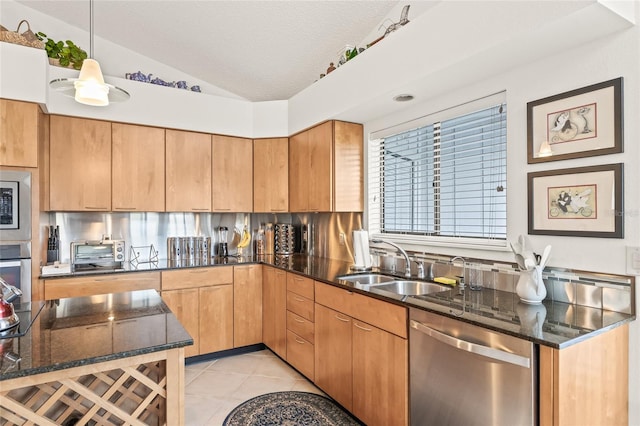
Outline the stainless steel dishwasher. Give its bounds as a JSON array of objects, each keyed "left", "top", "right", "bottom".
[{"left": 409, "top": 308, "right": 536, "bottom": 426}]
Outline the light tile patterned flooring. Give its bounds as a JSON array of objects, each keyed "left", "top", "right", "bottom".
[{"left": 184, "top": 349, "right": 324, "bottom": 425}]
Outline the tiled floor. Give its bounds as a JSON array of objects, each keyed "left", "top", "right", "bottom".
[{"left": 184, "top": 349, "right": 324, "bottom": 425}]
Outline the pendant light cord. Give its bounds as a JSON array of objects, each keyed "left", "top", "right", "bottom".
[{"left": 89, "top": 0, "right": 94, "bottom": 59}]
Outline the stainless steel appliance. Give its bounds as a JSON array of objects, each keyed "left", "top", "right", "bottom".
[
  {"left": 0, "top": 242, "right": 31, "bottom": 302},
  {"left": 0, "top": 170, "right": 31, "bottom": 241},
  {"left": 70, "top": 238, "right": 125, "bottom": 273},
  {"left": 409, "top": 308, "right": 536, "bottom": 425}
]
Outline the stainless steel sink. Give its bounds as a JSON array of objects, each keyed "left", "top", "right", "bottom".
[
  {"left": 337, "top": 273, "right": 397, "bottom": 286},
  {"left": 374, "top": 280, "right": 450, "bottom": 296}
]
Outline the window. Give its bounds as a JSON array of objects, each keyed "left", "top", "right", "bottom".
[{"left": 368, "top": 94, "right": 507, "bottom": 244}]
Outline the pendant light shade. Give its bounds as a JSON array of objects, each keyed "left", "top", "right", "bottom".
[{"left": 49, "top": 0, "right": 129, "bottom": 106}]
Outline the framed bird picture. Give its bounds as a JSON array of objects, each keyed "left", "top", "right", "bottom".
[{"left": 527, "top": 77, "right": 623, "bottom": 163}]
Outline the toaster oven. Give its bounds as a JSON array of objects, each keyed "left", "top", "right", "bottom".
[{"left": 71, "top": 239, "right": 125, "bottom": 272}]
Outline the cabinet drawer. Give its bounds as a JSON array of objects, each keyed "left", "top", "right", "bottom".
[
  {"left": 161, "top": 266, "right": 233, "bottom": 290},
  {"left": 44, "top": 272, "right": 161, "bottom": 300},
  {"left": 315, "top": 281, "right": 354, "bottom": 316},
  {"left": 287, "top": 273, "right": 314, "bottom": 299},
  {"left": 286, "top": 330, "right": 314, "bottom": 381},
  {"left": 286, "top": 291, "right": 314, "bottom": 322},
  {"left": 287, "top": 310, "right": 314, "bottom": 344},
  {"left": 352, "top": 292, "right": 407, "bottom": 339}
]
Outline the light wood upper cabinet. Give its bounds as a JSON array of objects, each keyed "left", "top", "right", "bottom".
[
  {"left": 289, "top": 120, "right": 363, "bottom": 212},
  {"left": 0, "top": 99, "right": 39, "bottom": 167},
  {"left": 48, "top": 115, "right": 112, "bottom": 211},
  {"left": 253, "top": 137, "right": 288, "bottom": 212},
  {"left": 212, "top": 135, "right": 253, "bottom": 212},
  {"left": 112, "top": 123, "right": 165, "bottom": 212},
  {"left": 165, "top": 129, "right": 211, "bottom": 212}
]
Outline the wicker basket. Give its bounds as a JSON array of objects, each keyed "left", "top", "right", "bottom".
[{"left": 0, "top": 20, "right": 44, "bottom": 49}]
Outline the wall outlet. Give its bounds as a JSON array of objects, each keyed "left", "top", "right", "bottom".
[
  {"left": 626, "top": 246, "right": 640, "bottom": 275},
  {"left": 339, "top": 232, "right": 346, "bottom": 246}
]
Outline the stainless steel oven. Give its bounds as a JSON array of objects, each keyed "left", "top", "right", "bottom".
[
  {"left": 0, "top": 170, "right": 32, "bottom": 242},
  {"left": 0, "top": 242, "right": 31, "bottom": 302},
  {"left": 0, "top": 170, "right": 32, "bottom": 302}
]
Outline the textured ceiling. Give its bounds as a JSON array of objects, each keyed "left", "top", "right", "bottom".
[{"left": 17, "top": 0, "right": 400, "bottom": 101}]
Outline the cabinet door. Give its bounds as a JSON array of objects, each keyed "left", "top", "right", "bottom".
[
  {"left": 286, "top": 329, "right": 314, "bottom": 381},
  {"left": 314, "top": 303, "right": 353, "bottom": 410},
  {"left": 112, "top": 123, "right": 165, "bottom": 212},
  {"left": 307, "top": 121, "right": 333, "bottom": 212},
  {"left": 288, "top": 131, "right": 308, "bottom": 212},
  {"left": 0, "top": 99, "right": 38, "bottom": 167},
  {"left": 199, "top": 284, "right": 234, "bottom": 354},
  {"left": 212, "top": 135, "right": 253, "bottom": 212},
  {"left": 113, "top": 314, "right": 167, "bottom": 353},
  {"left": 263, "top": 267, "right": 287, "bottom": 358},
  {"left": 165, "top": 129, "right": 211, "bottom": 212},
  {"left": 162, "top": 288, "right": 200, "bottom": 357},
  {"left": 49, "top": 115, "right": 111, "bottom": 211},
  {"left": 233, "top": 265, "right": 263, "bottom": 347},
  {"left": 253, "top": 138, "right": 288, "bottom": 213},
  {"left": 334, "top": 121, "right": 363, "bottom": 212},
  {"left": 352, "top": 320, "right": 408, "bottom": 426},
  {"left": 50, "top": 322, "right": 112, "bottom": 363}
]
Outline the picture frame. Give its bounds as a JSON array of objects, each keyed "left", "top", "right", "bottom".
[
  {"left": 527, "top": 77, "right": 623, "bottom": 163},
  {"left": 528, "top": 163, "right": 623, "bottom": 238}
]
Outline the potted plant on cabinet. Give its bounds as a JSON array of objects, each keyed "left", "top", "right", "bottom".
[{"left": 36, "top": 32, "right": 87, "bottom": 70}]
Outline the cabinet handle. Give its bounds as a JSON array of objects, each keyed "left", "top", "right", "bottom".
[
  {"left": 189, "top": 269, "right": 209, "bottom": 274},
  {"left": 354, "top": 322, "right": 372, "bottom": 332},
  {"left": 293, "top": 317, "right": 305, "bottom": 323},
  {"left": 214, "top": 208, "right": 231, "bottom": 211},
  {"left": 85, "top": 206, "right": 108, "bottom": 210},
  {"left": 294, "top": 337, "right": 306, "bottom": 344},
  {"left": 191, "top": 208, "right": 210, "bottom": 211},
  {"left": 86, "top": 324, "right": 109, "bottom": 330},
  {"left": 294, "top": 296, "right": 306, "bottom": 302},
  {"left": 114, "top": 207, "right": 136, "bottom": 210},
  {"left": 334, "top": 314, "right": 350, "bottom": 322},
  {"left": 270, "top": 208, "right": 286, "bottom": 212},
  {"left": 115, "top": 319, "right": 137, "bottom": 325}
]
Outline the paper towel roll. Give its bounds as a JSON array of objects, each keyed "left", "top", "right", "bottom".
[{"left": 353, "top": 230, "right": 372, "bottom": 269}]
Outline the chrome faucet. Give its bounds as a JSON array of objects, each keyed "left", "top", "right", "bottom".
[
  {"left": 450, "top": 256, "right": 466, "bottom": 289},
  {"left": 370, "top": 239, "right": 412, "bottom": 278}
]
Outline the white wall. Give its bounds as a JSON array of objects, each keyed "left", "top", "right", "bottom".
[{"left": 364, "top": 9, "right": 640, "bottom": 423}]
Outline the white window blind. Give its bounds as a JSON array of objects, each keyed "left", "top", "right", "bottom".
[{"left": 368, "top": 95, "right": 507, "bottom": 243}]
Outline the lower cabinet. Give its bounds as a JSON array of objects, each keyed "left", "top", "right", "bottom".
[
  {"left": 314, "top": 281, "right": 408, "bottom": 426},
  {"left": 233, "top": 265, "right": 263, "bottom": 347},
  {"left": 285, "top": 273, "right": 315, "bottom": 380},
  {"left": 262, "top": 266, "right": 287, "bottom": 358},
  {"left": 44, "top": 272, "right": 161, "bottom": 300},
  {"left": 161, "top": 266, "right": 234, "bottom": 358}
]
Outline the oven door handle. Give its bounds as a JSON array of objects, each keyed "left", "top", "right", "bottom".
[
  {"left": 410, "top": 319, "right": 530, "bottom": 368},
  {"left": 0, "top": 260, "right": 21, "bottom": 267}
]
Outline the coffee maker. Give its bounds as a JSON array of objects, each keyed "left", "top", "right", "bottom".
[{"left": 218, "top": 226, "right": 229, "bottom": 258}]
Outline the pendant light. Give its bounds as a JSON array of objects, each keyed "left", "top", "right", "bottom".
[{"left": 49, "top": 0, "right": 129, "bottom": 106}]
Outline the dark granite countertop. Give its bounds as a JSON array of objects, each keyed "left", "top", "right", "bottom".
[
  {"left": 40, "top": 254, "right": 635, "bottom": 350},
  {"left": 0, "top": 289, "right": 193, "bottom": 381}
]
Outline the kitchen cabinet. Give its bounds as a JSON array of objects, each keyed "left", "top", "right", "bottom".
[
  {"left": 0, "top": 98, "right": 40, "bottom": 167},
  {"left": 112, "top": 314, "right": 167, "bottom": 353},
  {"left": 50, "top": 322, "right": 112, "bottom": 364},
  {"left": 539, "top": 324, "right": 628, "bottom": 426},
  {"left": 165, "top": 129, "right": 212, "bottom": 212},
  {"left": 212, "top": 135, "right": 253, "bottom": 212},
  {"left": 161, "top": 267, "right": 234, "bottom": 357},
  {"left": 289, "top": 120, "right": 363, "bottom": 212},
  {"left": 314, "top": 281, "right": 408, "bottom": 426},
  {"left": 111, "top": 123, "right": 165, "bottom": 212},
  {"left": 285, "top": 273, "right": 315, "bottom": 380},
  {"left": 44, "top": 272, "right": 161, "bottom": 300},
  {"left": 48, "top": 115, "right": 112, "bottom": 211},
  {"left": 253, "top": 137, "right": 288, "bottom": 213},
  {"left": 262, "top": 266, "right": 287, "bottom": 358},
  {"left": 233, "top": 265, "right": 263, "bottom": 347}
]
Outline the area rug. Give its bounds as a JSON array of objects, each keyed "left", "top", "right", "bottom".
[{"left": 222, "top": 391, "right": 362, "bottom": 425}]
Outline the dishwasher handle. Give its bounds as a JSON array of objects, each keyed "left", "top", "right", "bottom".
[{"left": 410, "top": 319, "right": 531, "bottom": 368}]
